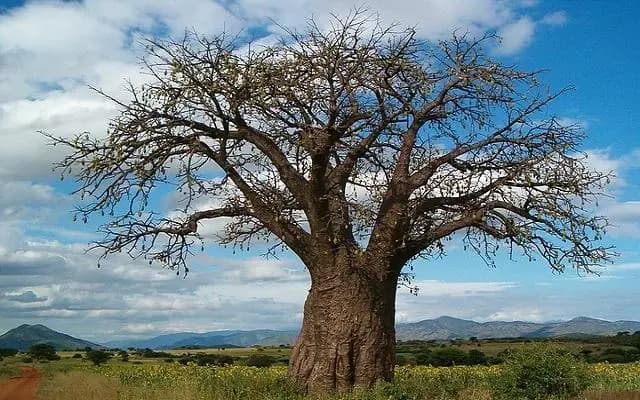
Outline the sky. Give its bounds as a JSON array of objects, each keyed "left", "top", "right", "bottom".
[{"left": 0, "top": 0, "right": 639, "bottom": 343}]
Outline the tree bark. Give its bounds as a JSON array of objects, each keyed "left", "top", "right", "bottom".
[{"left": 288, "top": 258, "right": 398, "bottom": 393}]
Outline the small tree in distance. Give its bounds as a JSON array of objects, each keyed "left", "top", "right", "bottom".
[
  {"left": 46, "top": 11, "right": 614, "bottom": 393},
  {"left": 28, "top": 344, "right": 59, "bottom": 361},
  {"left": 86, "top": 350, "right": 111, "bottom": 366}
]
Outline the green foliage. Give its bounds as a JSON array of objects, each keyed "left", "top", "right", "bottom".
[
  {"left": 135, "top": 348, "right": 175, "bottom": 358},
  {"left": 414, "top": 347, "right": 489, "bottom": 367},
  {"left": 245, "top": 354, "right": 277, "bottom": 367},
  {"left": 467, "top": 349, "right": 488, "bottom": 365},
  {"left": 28, "top": 343, "right": 59, "bottom": 360},
  {"left": 395, "top": 354, "right": 409, "bottom": 366},
  {"left": 612, "top": 331, "right": 640, "bottom": 349},
  {"left": 176, "top": 353, "right": 234, "bottom": 366},
  {"left": 587, "top": 347, "right": 640, "bottom": 363},
  {"left": 492, "top": 345, "right": 591, "bottom": 400},
  {"left": 86, "top": 350, "right": 111, "bottom": 366},
  {"left": 72, "top": 353, "right": 83, "bottom": 359},
  {"left": 0, "top": 348, "right": 18, "bottom": 357}
]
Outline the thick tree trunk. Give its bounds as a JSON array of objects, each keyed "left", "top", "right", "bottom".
[{"left": 288, "top": 261, "right": 398, "bottom": 393}]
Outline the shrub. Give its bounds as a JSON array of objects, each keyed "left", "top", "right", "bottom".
[
  {"left": 415, "top": 347, "right": 469, "bottom": 366},
  {"left": 395, "top": 354, "right": 409, "bottom": 366},
  {"left": 118, "top": 351, "right": 129, "bottom": 362},
  {"left": 245, "top": 354, "right": 277, "bottom": 367},
  {"left": 492, "top": 345, "right": 591, "bottom": 400},
  {"left": 0, "top": 348, "right": 18, "bottom": 357},
  {"left": 72, "top": 353, "right": 83, "bottom": 359},
  {"left": 86, "top": 350, "right": 111, "bottom": 366},
  {"left": 217, "top": 355, "right": 234, "bottom": 366},
  {"left": 28, "top": 344, "right": 59, "bottom": 360},
  {"left": 135, "top": 348, "right": 174, "bottom": 358},
  {"left": 467, "top": 349, "right": 488, "bottom": 365}
]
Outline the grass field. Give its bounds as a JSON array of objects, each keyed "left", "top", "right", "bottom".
[
  {"left": 0, "top": 357, "right": 19, "bottom": 379},
  {"left": 26, "top": 356, "right": 640, "bottom": 400},
  {"left": 1, "top": 342, "right": 638, "bottom": 399},
  {"left": 58, "top": 345, "right": 290, "bottom": 359},
  {"left": 396, "top": 339, "right": 638, "bottom": 362}
]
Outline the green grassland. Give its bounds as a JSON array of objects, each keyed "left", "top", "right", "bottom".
[
  {"left": 54, "top": 336, "right": 639, "bottom": 366},
  {"left": 31, "top": 358, "right": 640, "bottom": 400},
  {"left": 3, "top": 338, "right": 640, "bottom": 399},
  {"left": 396, "top": 338, "right": 639, "bottom": 364},
  {"left": 0, "top": 355, "right": 20, "bottom": 379}
]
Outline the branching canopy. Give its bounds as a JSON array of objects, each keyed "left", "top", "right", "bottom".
[{"left": 46, "top": 12, "right": 614, "bottom": 277}]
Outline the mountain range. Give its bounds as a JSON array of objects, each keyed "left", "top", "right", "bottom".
[
  {"left": 103, "top": 329, "right": 299, "bottom": 349},
  {"left": 104, "top": 316, "right": 640, "bottom": 349},
  {"left": 395, "top": 316, "right": 640, "bottom": 341},
  {"left": 0, "top": 324, "right": 103, "bottom": 350},
  {"left": 2, "top": 316, "right": 640, "bottom": 351}
]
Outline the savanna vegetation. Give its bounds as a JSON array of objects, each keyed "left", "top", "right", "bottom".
[
  {"left": 31, "top": 354, "right": 640, "bottom": 400},
  {"left": 2, "top": 339, "right": 640, "bottom": 399}
]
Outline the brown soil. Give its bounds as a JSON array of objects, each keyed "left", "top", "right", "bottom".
[{"left": 0, "top": 366, "right": 40, "bottom": 400}]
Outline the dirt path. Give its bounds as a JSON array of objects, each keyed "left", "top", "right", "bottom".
[{"left": 0, "top": 366, "right": 41, "bottom": 400}]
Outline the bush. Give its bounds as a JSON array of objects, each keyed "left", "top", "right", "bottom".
[
  {"left": 415, "top": 347, "right": 469, "bottom": 366},
  {"left": 395, "top": 354, "right": 410, "bottom": 366},
  {"left": 28, "top": 344, "right": 59, "bottom": 360},
  {"left": 86, "top": 350, "right": 111, "bottom": 366},
  {"left": 72, "top": 353, "right": 83, "bottom": 359},
  {"left": 176, "top": 353, "right": 235, "bottom": 366},
  {"left": 118, "top": 351, "right": 129, "bottom": 362},
  {"left": 245, "top": 354, "right": 276, "bottom": 367},
  {"left": 467, "top": 349, "right": 488, "bottom": 365},
  {"left": 0, "top": 348, "right": 18, "bottom": 357},
  {"left": 492, "top": 345, "right": 591, "bottom": 400},
  {"left": 135, "top": 348, "right": 174, "bottom": 358}
]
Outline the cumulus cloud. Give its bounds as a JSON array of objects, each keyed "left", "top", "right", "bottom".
[
  {"left": 495, "top": 16, "right": 535, "bottom": 55},
  {"left": 0, "top": 0, "right": 547, "bottom": 181}
]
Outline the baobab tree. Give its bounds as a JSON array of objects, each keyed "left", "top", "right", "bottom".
[{"left": 46, "top": 12, "right": 613, "bottom": 393}]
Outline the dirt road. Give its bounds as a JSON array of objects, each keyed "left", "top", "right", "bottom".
[{"left": 0, "top": 366, "right": 40, "bottom": 400}]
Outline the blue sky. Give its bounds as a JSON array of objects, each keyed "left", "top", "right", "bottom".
[{"left": 0, "top": 0, "right": 639, "bottom": 342}]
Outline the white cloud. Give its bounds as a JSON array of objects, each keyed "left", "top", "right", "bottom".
[
  {"left": 541, "top": 11, "right": 568, "bottom": 27},
  {"left": 584, "top": 148, "right": 623, "bottom": 175},
  {"left": 216, "top": 257, "right": 307, "bottom": 282},
  {"left": 496, "top": 16, "right": 535, "bottom": 55},
  {"left": 401, "top": 280, "right": 517, "bottom": 297},
  {"left": 576, "top": 148, "right": 640, "bottom": 237},
  {"left": 3, "top": 290, "right": 48, "bottom": 303},
  {"left": 0, "top": 0, "right": 546, "bottom": 180},
  {"left": 608, "top": 262, "right": 640, "bottom": 271},
  {"left": 488, "top": 307, "right": 545, "bottom": 322},
  {"left": 602, "top": 201, "right": 640, "bottom": 237}
]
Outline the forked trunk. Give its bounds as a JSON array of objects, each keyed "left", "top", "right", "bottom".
[{"left": 288, "top": 260, "right": 398, "bottom": 393}]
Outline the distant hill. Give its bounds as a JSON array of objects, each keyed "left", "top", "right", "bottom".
[
  {"left": 0, "top": 324, "right": 104, "bottom": 351},
  {"left": 102, "top": 316, "right": 640, "bottom": 349},
  {"left": 104, "top": 329, "right": 298, "bottom": 350},
  {"left": 395, "top": 316, "right": 640, "bottom": 341}
]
